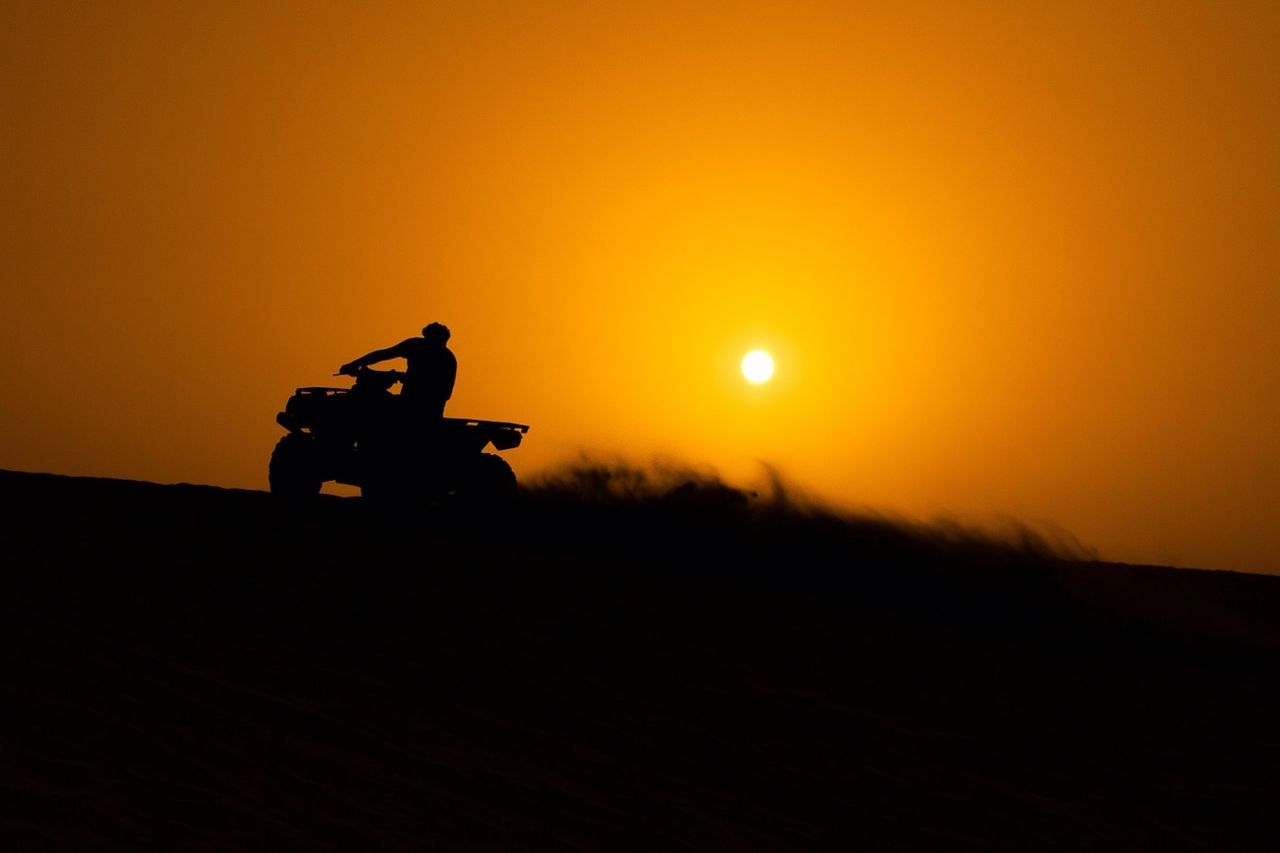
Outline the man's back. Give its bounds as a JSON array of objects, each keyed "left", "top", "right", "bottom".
[{"left": 398, "top": 338, "right": 457, "bottom": 406}]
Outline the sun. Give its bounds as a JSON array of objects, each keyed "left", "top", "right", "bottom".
[{"left": 741, "top": 349, "right": 775, "bottom": 384}]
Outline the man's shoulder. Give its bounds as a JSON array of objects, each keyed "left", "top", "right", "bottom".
[{"left": 400, "top": 338, "right": 454, "bottom": 359}]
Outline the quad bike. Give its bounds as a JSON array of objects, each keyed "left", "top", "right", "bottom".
[{"left": 270, "top": 366, "right": 529, "bottom": 502}]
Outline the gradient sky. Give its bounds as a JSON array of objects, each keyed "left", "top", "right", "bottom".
[{"left": 3, "top": 1, "right": 1279, "bottom": 572}]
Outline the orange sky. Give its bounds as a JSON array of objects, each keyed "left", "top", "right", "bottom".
[{"left": 3, "top": 1, "right": 1279, "bottom": 572}]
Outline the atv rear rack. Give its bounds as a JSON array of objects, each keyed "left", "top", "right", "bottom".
[{"left": 445, "top": 419, "right": 530, "bottom": 433}]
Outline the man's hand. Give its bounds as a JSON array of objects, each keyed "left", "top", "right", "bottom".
[{"left": 338, "top": 362, "right": 360, "bottom": 377}]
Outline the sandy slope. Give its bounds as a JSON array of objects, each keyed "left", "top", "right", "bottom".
[{"left": 2, "top": 468, "right": 1279, "bottom": 850}]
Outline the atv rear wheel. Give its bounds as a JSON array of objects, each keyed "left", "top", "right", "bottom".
[
  {"left": 454, "top": 453, "right": 517, "bottom": 503},
  {"left": 269, "top": 434, "right": 323, "bottom": 498}
]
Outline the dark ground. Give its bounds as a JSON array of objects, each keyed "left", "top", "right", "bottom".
[{"left": 2, "top": 466, "right": 1279, "bottom": 850}]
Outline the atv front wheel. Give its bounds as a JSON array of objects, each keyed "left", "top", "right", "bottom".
[{"left": 269, "top": 434, "right": 323, "bottom": 498}]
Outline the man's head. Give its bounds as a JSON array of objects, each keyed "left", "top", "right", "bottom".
[{"left": 422, "top": 322, "right": 451, "bottom": 345}]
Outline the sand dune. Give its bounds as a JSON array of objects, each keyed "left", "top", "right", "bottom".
[{"left": 3, "top": 467, "right": 1279, "bottom": 849}]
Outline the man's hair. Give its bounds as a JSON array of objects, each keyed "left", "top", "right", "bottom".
[{"left": 422, "top": 322, "right": 451, "bottom": 342}]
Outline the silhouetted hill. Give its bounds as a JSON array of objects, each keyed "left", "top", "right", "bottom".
[{"left": 3, "top": 467, "right": 1279, "bottom": 850}]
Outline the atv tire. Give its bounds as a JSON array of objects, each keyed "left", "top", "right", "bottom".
[
  {"left": 455, "top": 453, "right": 518, "bottom": 503},
  {"left": 269, "top": 434, "right": 323, "bottom": 498}
]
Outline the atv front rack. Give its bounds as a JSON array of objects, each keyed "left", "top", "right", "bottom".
[{"left": 289, "top": 387, "right": 349, "bottom": 398}]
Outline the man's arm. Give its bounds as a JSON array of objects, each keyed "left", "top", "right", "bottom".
[{"left": 339, "top": 339, "right": 413, "bottom": 374}]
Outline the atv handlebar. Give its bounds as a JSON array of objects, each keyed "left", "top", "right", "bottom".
[{"left": 332, "top": 365, "right": 406, "bottom": 394}]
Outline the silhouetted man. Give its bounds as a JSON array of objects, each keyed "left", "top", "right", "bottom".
[{"left": 340, "top": 322, "right": 457, "bottom": 419}]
